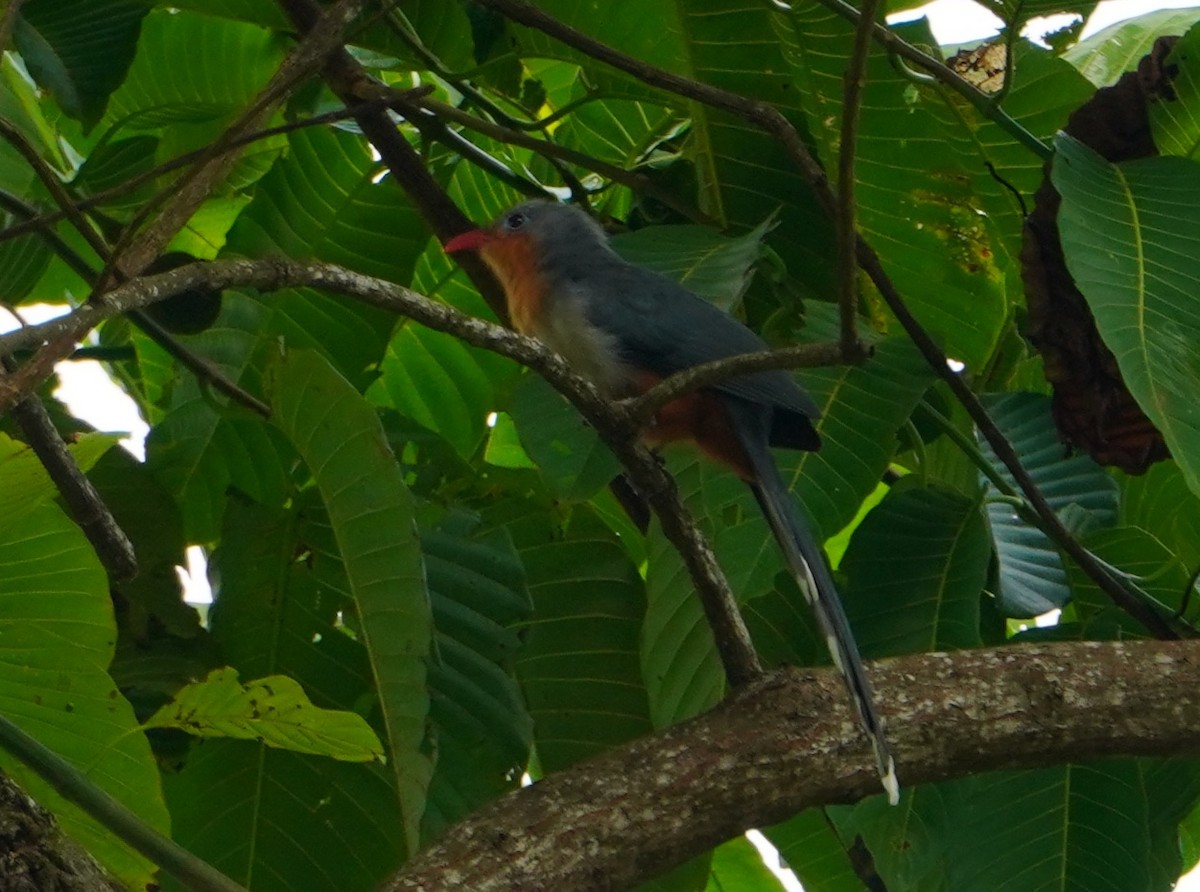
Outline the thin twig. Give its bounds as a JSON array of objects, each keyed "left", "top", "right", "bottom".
[
  {"left": 0, "top": 118, "right": 109, "bottom": 262},
  {"left": 0, "top": 0, "right": 25, "bottom": 53},
  {"left": 834, "top": 0, "right": 880, "bottom": 359},
  {"left": 625, "top": 341, "right": 844, "bottom": 427},
  {"left": 800, "top": 0, "right": 1050, "bottom": 159},
  {"left": 411, "top": 94, "right": 710, "bottom": 224},
  {"left": 0, "top": 101, "right": 419, "bottom": 248}
]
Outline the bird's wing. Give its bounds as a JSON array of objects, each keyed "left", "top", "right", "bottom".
[{"left": 580, "top": 261, "right": 821, "bottom": 420}]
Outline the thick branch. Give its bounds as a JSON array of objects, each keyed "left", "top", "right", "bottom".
[{"left": 386, "top": 639, "right": 1200, "bottom": 892}]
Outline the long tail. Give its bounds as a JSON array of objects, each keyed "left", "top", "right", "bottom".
[{"left": 743, "top": 437, "right": 899, "bottom": 804}]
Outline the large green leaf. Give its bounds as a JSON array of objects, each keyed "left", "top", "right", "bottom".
[
  {"left": 500, "top": 503, "right": 653, "bottom": 771},
  {"left": 1065, "top": 8, "right": 1200, "bottom": 86},
  {"left": 703, "top": 836, "right": 788, "bottom": 891},
  {"left": 763, "top": 809, "right": 863, "bottom": 892},
  {"left": 777, "top": 12, "right": 1009, "bottom": 368},
  {"left": 138, "top": 284, "right": 296, "bottom": 543},
  {"left": 508, "top": 374, "right": 621, "bottom": 502},
  {"left": 420, "top": 523, "right": 533, "bottom": 837},
  {"left": 1120, "top": 461, "right": 1200, "bottom": 571},
  {"left": 15, "top": 0, "right": 148, "bottom": 129},
  {"left": 1053, "top": 135, "right": 1200, "bottom": 497},
  {"left": 367, "top": 247, "right": 520, "bottom": 462},
  {"left": 0, "top": 500, "right": 168, "bottom": 887},
  {"left": 268, "top": 349, "right": 432, "bottom": 856},
  {"left": 841, "top": 484, "right": 990, "bottom": 658},
  {"left": 105, "top": 8, "right": 282, "bottom": 128},
  {"left": 833, "top": 759, "right": 1200, "bottom": 892},
  {"left": 1067, "top": 526, "right": 1193, "bottom": 632},
  {"left": 610, "top": 216, "right": 774, "bottom": 310},
  {"left": 1150, "top": 23, "right": 1200, "bottom": 159},
  {"left": 163, "top": 741, "right": 403, "bottom": 892},
  {"left": 979, "top": 392, "right": 1119, "bottom": 617},
  {"left": 786, "top": 335, "right": 936, "bottom": 541}
]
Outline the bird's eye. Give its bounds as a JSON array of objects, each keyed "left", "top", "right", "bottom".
[{"left": 504, "top": 212, "right": 526, "bottom": 231}]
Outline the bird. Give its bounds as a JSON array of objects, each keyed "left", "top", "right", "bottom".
[{"left": 444, "top": 199, "right": 899, "bottom": 805}]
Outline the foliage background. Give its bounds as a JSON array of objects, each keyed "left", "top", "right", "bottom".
[{"left": 0, "top": 0, "right": 1199, "bottom": 890}]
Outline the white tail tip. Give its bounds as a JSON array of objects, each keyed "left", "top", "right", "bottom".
[{"left": 882, "top": 757, "right": 900, "bottom": 806}]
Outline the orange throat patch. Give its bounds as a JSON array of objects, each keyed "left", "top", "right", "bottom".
[{"left": 480, "top": 234, "right": 545, "bottom": 336}]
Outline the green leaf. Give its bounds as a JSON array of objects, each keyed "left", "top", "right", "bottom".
[
  {"left": 368, "top": 320, "right": 520, "bottom": 461},
  {"left": 704, "top": 836, "right": 788, "bottom": 891},
  {"left": 164, "top": 742, "right": 404, "bottom": 892},
  {"left": 0, "top": 500, "right": 168, "bottom": 887},
  {"left": 268, "top": 348, "right": 433, "bottom": 857},
  {"left": 834, "top": 759, "right": 1200, "bottom": 891},
  {"left": 777, "top": 13, "right": 1009, "bottom": 367},
  {"left": 841, "top": 485, "right": 990, "bottom": 657},
  {"left": 1067, "top": 526, "right": 1193, "bottom": 631},
  {"left": 1065, "top": 9, "right": 1200, "bottom": 86},
  {"left": 71, "top": 135, "right": 158, "bottom": 214},
  {"left": 105, "top": 9, "right": 282, "bottom": 128},
  {"left": 979, "top": 392, "right": 1119, "bottom": 616},
  {"left": 15, "top": 0, "right": 148, "bottom": 129},
  {"left": 508, "top": 374, "right": 621, "bottom": 502},
  {"left": 420, "top": 524, "right": 533, "bottom": 837},
  {"left": 1150, "top": 24, "right": 1200, "bottom": 159},
  {"left": 788, "top": 336, "right": 936, "bottom": 541},
  {"left": 763, "top": 809, "right": 863, "bottom": 892},
  {"left": 1053, "top": 135, "right": 1200, "bottom": 497},
  {"left": 145, "top": 667, "right": 384, "bottom": 761},
  {"left": 1120, "top": 461, "right": 1200, "bottom": 570},
  {"left": 502, "top": 504, "right": 652, "bottom": 771},
  {"left": 178, "top": 496, "right": 404, "bottom": 891},
  {"left": 0, "top": 431, "right": 120, "bottom": 532},
  {"left": 978, "top": 0, "right": 1096, "bottom": 28},
  {"left": 610, "top": 216, "right": 774, "bottom": 310},
  {"left": 143, "top": 296, "right": 295, "bottom": 541}
]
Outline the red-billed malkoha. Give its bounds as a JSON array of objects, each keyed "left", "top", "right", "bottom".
[{"left": 445, "top": 200, "right": 899, "bottom": 804}]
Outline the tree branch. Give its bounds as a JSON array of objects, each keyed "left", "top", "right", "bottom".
[
  {"left": 0, "top": 257, "right": 763, "bottom": 686},
  {"left": 277, "top": 0, "right": 513, "bottom": 321},
  {"left": 834, "top": 0, "right": 880, "bottom": 359},
  {"left": 0, "top": 351, "right": 137, "bottom": 580},
  {"left": 384, "top": 639, "right": 1200, "bottom": 891},
  {"left": 625, "top": 340, "right": 845, "bottom": 427}
]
